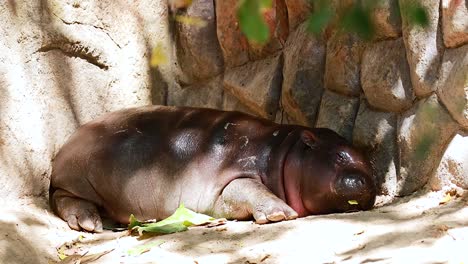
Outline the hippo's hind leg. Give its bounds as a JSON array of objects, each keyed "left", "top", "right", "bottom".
[
  {"left": 51, "top": 189, "right": 103, "bottom": 232},
  {"left": 213, "top": 178, "right": 298, "bottom": 224}
]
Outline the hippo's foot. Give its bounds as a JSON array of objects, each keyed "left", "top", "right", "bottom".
[
  {"left": 51, "top": 190, "right": 103, "bottom": 232},
  {"left": 213, "top": 178, "right": 298, "bottom": 224}
]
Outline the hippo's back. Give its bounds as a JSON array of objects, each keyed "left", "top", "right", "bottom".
[{"left": 50, "top": 106, "right": 292, "bottom": 222}]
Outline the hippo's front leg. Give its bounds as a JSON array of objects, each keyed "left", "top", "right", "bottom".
[{"left": 212, "top": 178, "right": 298, "bottom": 224}]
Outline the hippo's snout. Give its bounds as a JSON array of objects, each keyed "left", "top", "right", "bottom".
[
  {"left": 334, "top": 170, "right": 376, "bottom": 211},
  {"left": 335, "top": 172, "right": 366, "bottom": 194}
]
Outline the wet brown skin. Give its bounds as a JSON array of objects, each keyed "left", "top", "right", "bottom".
[{"left": 49, "top": 106, "right": 376, "bottom": 232}]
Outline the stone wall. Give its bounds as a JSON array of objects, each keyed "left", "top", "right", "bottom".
[{"left": 161, "top": 0, "right": 468, "bottom": 197}]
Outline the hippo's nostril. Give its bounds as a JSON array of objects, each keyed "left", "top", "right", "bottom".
[
  {"left": 333, "top": 170, "right": 376, "bottom": 212},
  {"left": 343, "top": 177, "right": 363, "bottom": 188},
  {"left": 335, "top": 172, "right": 367, "bottom": 194}
]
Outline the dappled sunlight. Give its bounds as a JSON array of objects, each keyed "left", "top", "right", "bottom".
[
  {"left": 0, "top": 200, "right": 81, "bottom": 264},
  {"left": 0, "top": 7, "right": 52, "bottom": 202},
  {"left": 21, "top": 190, "right": 464, "bottom": 263}
]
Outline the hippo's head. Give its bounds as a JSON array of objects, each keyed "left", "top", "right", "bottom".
[{"left": 283, "top": 129, "right": 376, "bottom": 217}]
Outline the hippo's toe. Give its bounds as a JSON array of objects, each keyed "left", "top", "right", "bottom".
[
  {"left": 253, "top": 198, "right": 298, "bottom": 224},
  {"left": 51, "top": 190, "right": 103, "bottom": 232}
]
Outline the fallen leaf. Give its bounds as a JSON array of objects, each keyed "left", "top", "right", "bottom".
[
  {"left": 128, "top": 214, "right": 142, "bottom": 230},
  {"left": 59, "top": 249, "right": 113, "bottom": 264},
  {"left": 260, "top": 254, "right": 271, "bottom": 262},
  {"left": 126, "top": 241, "right": 164, "bottom": 256},
  {"left": 56, "top": 236, "right": 87, "bottom": 261},
  {"left": 129, "top": 204, "right": 218, "bottom": 236},
  {"left": 155, "top": 204, "right": 214, "bottom": 226},
  {"left": 150, "top": 43, "right": 168, "bottom": 67},
  {"left": 354, "top": 230, "right": 365, "bottom": 236},
  {"left": 57, "top": 248, "right": 67, "bottom": 261},
  {"left": 175, "top": 15, "right": 207, "bottom": 27},
  {"left": 206, "top": 218, "right": 227, "bottom": 228},
  {"left": 216, "top": 227, "right": 228, "bottom": 232},
  {"left": 439, "top": 193, "right": 452, "bottom": 205},
  {"left": 135, "top": 222, "right": 188, "bottom": 236},
  {"left": 435, "top": 224, "right": 449, "bottom": 232}
]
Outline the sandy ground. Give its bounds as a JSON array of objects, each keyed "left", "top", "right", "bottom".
[{"left": 1, "top": 189, "right": 467, "bottom": 264}]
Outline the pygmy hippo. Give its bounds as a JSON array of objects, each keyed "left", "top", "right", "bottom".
[{"left": 49, "top": 106, "right": 376, "bottom": 232}]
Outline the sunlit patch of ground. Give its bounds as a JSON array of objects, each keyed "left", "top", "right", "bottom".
[{"left": 1, "top": 189, "right": 467, "bottom": 264}]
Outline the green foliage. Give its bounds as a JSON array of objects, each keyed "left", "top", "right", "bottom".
[
  {"left": 340, "top": 3, "right": 375, "bottom": 40},
  {"left": 237, "top": 0, "right": 272, "bottom": 44},
  {"left": 415, "top": 133, "right": 436, "bottom": 161},
  {"left": 399, "top": 1, "right": 429, "bottom": 27},
  {"left": 414, "top": 103, "right": 439, "bottom": 161},
  {"left": 236, "top": 0, "right": 430, "bottom": 42},
  {"left": 306, "top": 0, "right": 333, "bottom": 34}
]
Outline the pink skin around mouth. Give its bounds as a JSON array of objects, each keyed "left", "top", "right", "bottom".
[{"left": 283, "top": 158, "right": 308, "bottom": 217}]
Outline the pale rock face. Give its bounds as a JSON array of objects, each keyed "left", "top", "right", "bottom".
[
  {"left": 431, "top": 132, "right": 468, "bottom": 190},
  {"left": 398, "top": 95, "right": 459, "bottom": 195},
  {"left": 175, "top": 0, "right": 224, "bottom": 84},
  {"left": 315, "top": 90, "right": 360, "bottom": 141},
  {"left": 223, "top": 55, "right": 283, "bottom": 120},
  {"left": 353, "top": 101, "right": 399, "bottom": 196},
  {"left": 400, "top": 0, "right": 443, "bottom": 97},
  {"left": 284, "top": 0, "right": 311, "bottom": 31},
  {"left": 167, "top": 76, "right": 223, "bottom": 109},
  {"left": 361, "top": 38, "right": 415, "bottom": 113},
  {"left": 371, "top": 0, "right": 402, "bottom": 40},
  {"left": 223, "top": 91, "right": 257, "bottom": 116},
  {"left": 441, "top": 0, "right": 468, "bottom": 48},
  {"left": 248, "top": 0, "right": 289, "bottom": 60},
  {"left": 281, "top": 22, "right": 325, "bottom": 127},
  {"left": 215, "top": 0, "right": 249, "bottom": 68},
  {"left": 437, "top": 45, "right": 468, "bottom": 130},
  {"left": 325, "top": 33, "right": 365, "bottom": 97}
]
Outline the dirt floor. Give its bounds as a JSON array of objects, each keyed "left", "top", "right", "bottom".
[{"left": 1, "top": 189, "right": 467, "bottom": 264}]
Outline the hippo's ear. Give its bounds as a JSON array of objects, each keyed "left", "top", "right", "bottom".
[{"left": 301, "top": 131, "right": 318, "bottom": 148}]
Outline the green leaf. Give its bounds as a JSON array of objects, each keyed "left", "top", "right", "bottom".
[
  {"left": 415, "top": 133, "right": 436, "bottom": 161},
  {"left": 174, "top": 15, "right": 208, "bottom": 27},
  {"left": 127, "top": 241, "right": 165, "bottom": 256},
  {"left": 340, "top": 5, "right": 374, "bottom": 40},
  {"left": 306, "top": 5, "right": 333, "bottom": 34},
  {"left": 129, "top": 204, "right": 215, "bottom": 235},
  {"left": 259, "top": 0, "right": 272, "bottom": 8},
  {"left": 57, "top": 248, "right": 68, "bottom": 261},
  {"left": 150, "top": 43, "right": 168, "bottom": 67},
  {"left": 128, "top": 214, "right": 142, "bottom": 230},
  {"left": 401, "top": 1, "right": 429, "bottom": 27},
  {"left": 237, "top": 0, "right": 270, "bottom": 44},
  {"left": 136, "top": 222, "right": 188, "bottom": 234},
  {"left": 407, "top": 5, "right": 429, "bottom": 26},
  {"left": 155, "top": 204, "right": 214, "bottom": 227}
]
